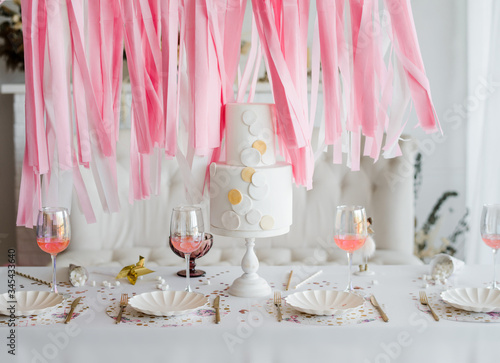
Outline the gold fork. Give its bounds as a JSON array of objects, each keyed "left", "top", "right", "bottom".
[
  {"left": 116, "top": 294, "right": 128, "bottom": 324},
  {"left": 419, "top": 291, "right": 439, "bottom": 321},
  {"left": 274, "top": 291, "right": 283, "bottom": 322}
]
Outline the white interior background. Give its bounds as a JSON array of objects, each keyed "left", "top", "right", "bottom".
[{"left": 0, "top": 0, "right": 491, "bottom": 264}]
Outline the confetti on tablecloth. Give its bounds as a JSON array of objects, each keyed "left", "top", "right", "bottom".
[
  {"left": 412, "top": 292, "right": 500, "bottom": 323},
  {"left": 0, "top": 287, "right": 90, "bottom": 327},
  {"left": 262, "top": 297, "right": 379, "bottom": 326},
  {"left": 101, "top": 271, "right": 233, "bottom": 327},
  {"left": 104, "top": 293, "right": 230, "bottom": 327}
]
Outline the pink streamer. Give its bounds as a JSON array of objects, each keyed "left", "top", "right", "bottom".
[
  {"left": 385, "top": 0, "right": 440, "bottom": 134},
  {"left": 251, "top": 0, "right": 312, "bottom": 188}
]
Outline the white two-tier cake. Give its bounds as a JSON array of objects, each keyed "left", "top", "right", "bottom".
[{"left": 209, "top": 103, "right": 293, "bottom": 297}]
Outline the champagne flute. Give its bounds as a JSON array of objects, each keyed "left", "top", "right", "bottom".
[
  {"left": 36, "top": 207, "right": 71, "bottom": 294},
  {"left": 480, "top": 204, "right": 500, "bottom": 289},
  {"left": 334, "top": 205, "right": 368, "bottom": 292},
  {"left": 170, "top": 205, "right": 204, "bottom": 292}
]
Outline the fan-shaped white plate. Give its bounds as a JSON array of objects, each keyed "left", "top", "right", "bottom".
[
  {"left": 129, "top": 291, "right": 209, "bottom": 316},
  {"left": 285, "top": 290, "right": 364, "bottom": 315},
  {"left": 0, "top": 291, "right": 64, "bottom": 316},
  {"left": 440, "top": 287, "right": 500, "bottom": 313}
]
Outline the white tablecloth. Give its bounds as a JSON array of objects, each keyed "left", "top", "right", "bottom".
[{"left": 1, "top": 264, "right": 499, "bottom": 363}]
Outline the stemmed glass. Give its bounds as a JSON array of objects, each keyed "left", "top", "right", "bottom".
[
  {"left": 480, "top": 204, "right": 500, "bottom": 289},
  {"left": 170, "top": 205, "right": 204, "bottom": 292},
  {"left": 334, "top": 205, "right": 368, "bottom": 292},
  {"left": 36, "top": 207, "right": 71, "bottom": 294}
]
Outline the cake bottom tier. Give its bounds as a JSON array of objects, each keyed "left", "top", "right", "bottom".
[{"left": 210, "top": 162, "right": 292, "bottom": 238}]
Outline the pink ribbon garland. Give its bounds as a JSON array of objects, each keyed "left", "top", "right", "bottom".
[{"left": 17, "top": 0, "right": 441, "bottom": 226}]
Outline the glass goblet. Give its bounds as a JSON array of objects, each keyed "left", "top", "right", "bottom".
[
  {"left": 334, "top": 205, "right": 368, "bottom": 292},
  {"left": 36, "top": 207, "right": 71, "bottom": 294},
  {"left": 169, "top": 233, "right": 213, "bottom": 277},
  {"left": 170, "top": 205, "right": 204, "bottom": 292},
  {"left": 480, "top": 204, "right": 500, "bottom": 289}
]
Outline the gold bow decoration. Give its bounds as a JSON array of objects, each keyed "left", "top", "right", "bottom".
[{"left": 115, "top": 256, "right": 154, "bottom": 285}]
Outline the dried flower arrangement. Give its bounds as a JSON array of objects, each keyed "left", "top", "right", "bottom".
[{"left": 413, "top": 152, "right": 469, "bottom": 261}]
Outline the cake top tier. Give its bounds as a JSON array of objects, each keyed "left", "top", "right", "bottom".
[{"left": 225, "top": 103, "right": 276, "bottom": 167}]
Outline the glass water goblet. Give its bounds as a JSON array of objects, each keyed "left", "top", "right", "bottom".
[
  {"left": 480, "top": 204, "right": 500, "bottom": 289},
  {"left": 36, "top": 207, "right": 71, "bottom": 294},
  {"left": 170, "top": 205, "right": 204, "bottom": 292},
  {"left": 334, "top": 205, "right": 368, "bottom": 292}
]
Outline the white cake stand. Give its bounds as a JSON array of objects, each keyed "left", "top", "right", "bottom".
[{"left": 211, "top": 226, "right": 290, "bottom": 298}]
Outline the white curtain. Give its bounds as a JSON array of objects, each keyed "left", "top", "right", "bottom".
[{"left": 466, "top": 0, "right": 500, "bottom": 263}]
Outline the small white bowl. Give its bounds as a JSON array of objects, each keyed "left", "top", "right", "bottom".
[
  {"left": 441, "top": 287, "right": 500, "bottom": 313},
  {"left": 129, "top": 291, "right": 208, "bottom": 316},
  {"left": 285, "top": 290, "right": 364, "bottom": 315},
  {"left": 0, "top": 291, "right": 64, "bottom": 316}
]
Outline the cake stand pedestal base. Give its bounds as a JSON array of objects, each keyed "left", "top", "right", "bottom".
[{"left": 228, "top": 237, "right": 272, "bottom": 298}]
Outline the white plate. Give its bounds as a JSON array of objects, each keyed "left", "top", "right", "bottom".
[
  {"left": 285, "top": 290, "right": 364, "bottom": 315},
  {"left": 0, "top": 291, "right": 64, "bottom": 316},
  {"left": 129, "top": 291, "right": 208, "bottom": 316},
  {"left": 441, "top": 287, "right": 500, "bottom": 313}
]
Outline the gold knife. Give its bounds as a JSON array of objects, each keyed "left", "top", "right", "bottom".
[
  {"left": 370, "top": 295, "right": 389, "bottom": 322},
  {"left": 64, "top": 297, "right": 82, "bottom": 324},
  {"left": 213, "top": 295, "right": 221, "bottom": 324}
]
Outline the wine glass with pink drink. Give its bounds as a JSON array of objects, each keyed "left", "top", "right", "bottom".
[
  {"left": 36, "top": 207, "right": 71, "bottom": 294},
  {"left": 480, "top": 204, "right": 500, "bottom": 289},
  {"left": 334, "top": 205, "right": 368, "bottom": 292},
  {"left": 170, "top": 205, "right": 204, "bottom": 292}
]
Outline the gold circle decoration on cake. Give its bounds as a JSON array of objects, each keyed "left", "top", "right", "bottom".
[
  {"left": 260, "top": 215, "right": 275, "bottom": 230},
  {"left": 228, "top": 189, "right": 243, "bottom": 205},
  {"left": 241, "top": 167, "right": 255, "bottom": 182},
  {"left": 252, "top": 140, "right": 267, "bottom": 155}
]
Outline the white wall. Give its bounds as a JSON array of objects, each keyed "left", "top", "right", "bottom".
[{"left": 409, "top": 0, "right": 468, "bottom": 259}]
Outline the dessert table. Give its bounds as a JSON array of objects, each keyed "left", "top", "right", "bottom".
[{"left": 1, "top": 264, "right": 499, "bottom": 363}]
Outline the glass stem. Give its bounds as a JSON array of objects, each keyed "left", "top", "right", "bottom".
[
  {"left": 51, "top": 254, "right": 58, "bottom": 294},
  {"left": 493, "top": 249, "right": 498, "bottom": 289},
  {"left": 185, "top": 254, "right": 191, "bottom": 292},
  {"left": 347, "top": 252, "right": 353, "bottom": 291}
]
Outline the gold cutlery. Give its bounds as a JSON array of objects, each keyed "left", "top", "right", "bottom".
[
  {"left": 116, "top": 294, "right": 128, "bottom": 324},
  {"left": 213, "top": 295, "right": 221, "bottom": 324},
  {"left": 64, "top": 297, "right": 82, "bottom": 324},
  {"left": 370, "top": 295, "right": 389, "bottom": 322},
  {"left": 419, "top": 291, "right": 439, "bottom": 321},
  {"left": 274, "top": 291, "right": 283, "bottom": 322},
  {"left": 286, "top": 270, "right": 293, "bottom": 291}
]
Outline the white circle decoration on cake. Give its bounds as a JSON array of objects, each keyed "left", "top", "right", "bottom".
[
  {"left": 228, "top": 189, "right": 243, "bottom": 205},
  {"left": 242, "top": 110, "right": 257, "bottom": 125},
  {"left": 246, "top": 209, "right": 262, "bottom": 225},
  {"left": 249, "top": 122, "right": 263, "bottom": 136},
  {"left": 221, "top": 210, "right": 241, "bottom": 230},
  {"left": 210, "top": 162, "right": 217, "bottom": 176},
  {"left": 261, "top": 152, "right": 274, "bottom": 165},
  {"left": 240, "top": 148, "right": 261, "bottom": 167},
  {"left": 259, "top": 215, "right": 275, "bottom": 230},
  {"left": 251, "top": 171, "right": 267, "bottom": 187},
  {"left": 248, "top": 183, "right": 269, "bottom": 200},
  {"left": 232, "top": 195, "right": 253, "bottom": 215}
]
